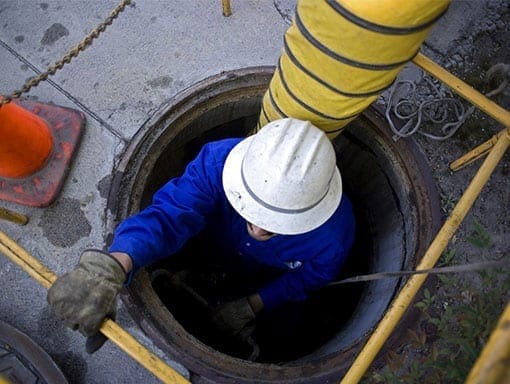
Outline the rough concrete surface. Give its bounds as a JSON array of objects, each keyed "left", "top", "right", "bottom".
[{"left": 0, "top": 1, "right": 508, "bottom": 383}]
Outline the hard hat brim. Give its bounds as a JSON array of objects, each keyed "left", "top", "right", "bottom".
[{"left": 222, "top": 136, "right": 343, "bottom": 235}]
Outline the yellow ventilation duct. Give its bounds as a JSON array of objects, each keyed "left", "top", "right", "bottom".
[{"left": 257, "top": 0, "right": 451, "bottom": 138}]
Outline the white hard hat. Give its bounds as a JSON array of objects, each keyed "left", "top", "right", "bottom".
[{"left": 222, "top": 118, "right": 342, "bottom": 235}]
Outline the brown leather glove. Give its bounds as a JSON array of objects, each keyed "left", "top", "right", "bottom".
[
  {"left": 47, "top": 250, "right": 126, "bottom": 339},
  {"left": 211, "top": 297, "right": 256, "bottom": 336}
]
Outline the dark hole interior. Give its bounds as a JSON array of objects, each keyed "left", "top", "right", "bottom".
[{"left": 144, "top": 114, "right": 373, "bottom": 362}]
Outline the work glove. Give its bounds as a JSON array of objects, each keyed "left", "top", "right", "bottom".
[
  {"left": 211, "top": 296, "right": 256, "bottom": 337},
  {"left": 47, "top": 250, "right": 126, "bottom": 351}
]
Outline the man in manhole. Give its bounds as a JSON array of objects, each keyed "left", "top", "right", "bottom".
[{"left": 48, "top": 118, "right": 356, "bottom": 357}]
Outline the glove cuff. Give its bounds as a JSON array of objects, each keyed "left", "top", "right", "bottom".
[
  {"left": 88, "top": 249, "right": 127, "bottom": 273},
  {"left": 79, "top": 249, "right": 127, "bottom": 285}
]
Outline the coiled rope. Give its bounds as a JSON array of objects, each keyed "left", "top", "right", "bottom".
[{"left": 386, "top": 62, "right": 509, "bottom": 141}]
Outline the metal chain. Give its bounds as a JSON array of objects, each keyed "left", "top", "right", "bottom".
[{"left": 0, "top": 0, "right": 132, "bottom": 107}]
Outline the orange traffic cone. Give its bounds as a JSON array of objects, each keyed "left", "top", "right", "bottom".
[
  {"left": 0, "top": 101, "right": 53, "bottom": 178},
  {"left": 0, "top": 99, "right": 85, "bottom": 207}
]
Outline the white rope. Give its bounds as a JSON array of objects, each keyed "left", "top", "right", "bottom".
[
  {"left": 385, "top": 76, "right": 473, "bottom": 141},
  {"left": 385, "top": 63, "right": 508, "bottom": 141}
]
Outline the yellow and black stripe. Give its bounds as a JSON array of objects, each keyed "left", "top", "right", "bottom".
[{"left": 257, "top": 0, "right": 450, "bottom": 138}]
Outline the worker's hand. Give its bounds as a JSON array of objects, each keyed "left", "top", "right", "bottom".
[
  {"left": 211, "top": 296, "right": 256, "bottom": 336},
  {"left": 47, "top": 250, "right": 126, "bottom": 339}
]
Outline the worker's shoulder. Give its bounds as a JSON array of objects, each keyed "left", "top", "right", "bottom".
[
  {"left": 200, "top": 137, "right": 244, "bottom": 166},
  {"left": 320, "top": 194, "right": 355, "bottom": 233},
  {"left": 201, "top": 137, "right": 243, "bottom": 156}
]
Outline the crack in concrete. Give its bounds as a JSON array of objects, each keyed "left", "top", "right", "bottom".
[
  {"left": 0, "top": 39, "right": 128, "bottom": 143},
  {"left": 273, "top": 0, "right": 294, "bottom": 26}
]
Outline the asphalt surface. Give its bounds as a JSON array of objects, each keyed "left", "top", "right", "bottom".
[{"left": 0, "top": 1, "right": 507, "bottom": 383}]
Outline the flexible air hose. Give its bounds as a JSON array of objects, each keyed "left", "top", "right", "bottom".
[{"left": 256, "top": 0, "right": 450, "bottom": 138}]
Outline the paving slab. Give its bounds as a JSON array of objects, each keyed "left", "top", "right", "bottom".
[{"left": 1, "top": 0, "right": 287, "bottom": 139}]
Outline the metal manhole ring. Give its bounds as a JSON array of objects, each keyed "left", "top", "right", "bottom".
[{"left": 0, "top": 320, "right": 67, "bottom": 384}]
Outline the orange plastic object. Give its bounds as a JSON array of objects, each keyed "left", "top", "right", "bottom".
[
  {"left": 0, "top": 99, "right": 85, "bottom": 207},
  {"left": 0, "top": 101, "right": 53, "bottom": 178}
]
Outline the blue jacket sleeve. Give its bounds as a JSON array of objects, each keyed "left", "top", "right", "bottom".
[
  {"left": 257, "top": 243, "right": 347, "bottom": 311},
  {"left": 109, "top": 143, "right": 223, "bottom": 281}
]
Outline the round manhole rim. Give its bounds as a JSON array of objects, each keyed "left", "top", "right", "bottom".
[
  {"left": 0, "top": 320, "right": 68, "bottom": 384},
  {"left": 106, "top": 66, "right": 441, "bottom": 383}
]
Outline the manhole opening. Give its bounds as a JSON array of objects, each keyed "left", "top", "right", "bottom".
[
  {"left": 110, "top": 67, "right": 439, "bottom": 382},
  {"left": 145, "top": 116, "right": 372, "bottom": 363}
]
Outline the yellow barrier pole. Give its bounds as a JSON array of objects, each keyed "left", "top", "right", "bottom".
[
  {"left": 222, "top": 0, "right": 231, "bottom": 16},
  {"left": 450, "top": 129, "right": 504, "bottom": 171},
  {"left": 0, "top": 230, "right": 190, "bottom": 384},
  {"left": 412, "top": 53, "right": 510, "bottom": 128},
  {"left": 0, "top": 207, "right": 29, "bottom": 225},
  {"left": 0, "top": 233, "right": 56, "bottom": 288},
  {"left": 465, "top": 302, "right": 510, "bottom": 384},
  {"left": 340, "top": 128, "right": 510, "bottom": 384}
]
